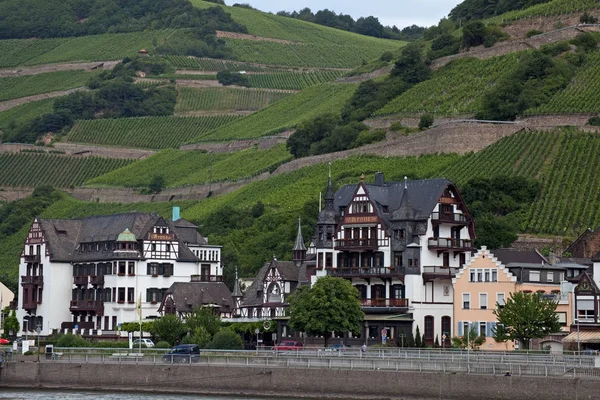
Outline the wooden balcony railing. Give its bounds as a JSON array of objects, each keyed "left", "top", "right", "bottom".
[
  {"left": 69, "top": 300, "right": 104, "bottom": 315},
  {"left": 90, "top": 275, "right": 105, "bottom": 286},
  {"left": 21, "top": 275, "right": 43, "bottom": 285},
  {"left": 334, "top": 238, "right": 389, "bottom": 250},
  {"left": 360, "top": 298, "right": 409, "bottom": 308},
  {"left": 73, "top": 276, "right": 89, "bottom": 286},
  {"left": 428, "top": 237, "right": 473, "bottom": 251},
  {"left": 431, "top": 212, "right": 468, "bottom": 225},
  {"left": 328, "top": 266, "right": 418, "bottom": 278},
  {"left": 422, "top": 266, "right": 459, "bottom": 278},
  {"left": 24, "top": 254, "right": 41, "bottom": 263}
]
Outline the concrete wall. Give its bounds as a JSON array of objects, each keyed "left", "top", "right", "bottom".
[{"left": 1, "top": 362, "right": 598, "bottom": 400}]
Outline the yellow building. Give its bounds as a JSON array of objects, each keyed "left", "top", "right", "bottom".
[{"left": 453, "top": 247, "right": 573, "bottom": 351}]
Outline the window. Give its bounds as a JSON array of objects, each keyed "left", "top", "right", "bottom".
[
  {"left": 496, "top": 293, "right": 505, "bottom": 307},
  {"left": 470, "top": 270, "right": 476, "bottom": 282},
  {"left": 492, "top": 269, "right": 498, "bottom": 282},
  {"left": 477, "top": 269, "right": 483, "bottom": 282},
  {"left": 394, "top": 229, "right": 405, "bottom": 240},
  {"left": 479, "top": 293, "right": 488, "bottom": 310},
  {"left": 128, "top": 262, "right": 135, "bottom": 276},
  {"left": 462, "top": 293, "right": 470, "bottom": 309},
  {"left": 479, "top": 321, "right": 487, "bottom": 337},
  {"left": 424, "top": 316, "right": 434, "bottom": 343},
  {"left": 433, "top": 225, "right": 439, "bottom": 238},
  {"left": 442, "top": 252, "right": 450, "bottom": 267},
  {"left": 118, "top": 261, "right": 126, "bottom": 275},
  {"left": 147, "top": 263, "right": 158, "bottom": 276},
  {"left": 530, "top": 271, "right": 540, "bottom": 282},
  {"left": 557, "top": 312, "right": 567, "bottom": 326},
  {"left": 484, "top": 270, "right": 490, "bottom": 282},
  {"left": 165, "top": 244, "right": 170, "bottom": 253},
  {"left": 463, "top": 321, "right": 469, "bottom": 336},
  {"left": 118, "top": 288, "right": 125, "bottom": 303},
  {"left": 441, "top": 316, "right": 451, "bottom": 341},
  {"left": 151, "top": 244, "right": 156, "bottom": 252},
  {"left": 547, "top": 272, "right": 554, "bottom": 282},
  {"left": 127, "top": 287, "right": 134, "bottom": 303}
]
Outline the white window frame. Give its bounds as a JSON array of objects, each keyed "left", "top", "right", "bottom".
[
  {"left": 530, "top": 270, "right": 540, "bottom": 282},
  {"left": 492, "top": 269, "right": 498, "bottom": 282},
  {"left": 462, "top": 293, "right": 470, "bottom": 310},
  {"left": 484, "top": 269, "right": 490, "bottom": 282},
  {"left": 470, "top": 270, "right": 476, "bottom": 282},
  {"left": 496, "top": 292, "right": 505, "bottom": 307},
  {"left": 479, "top": 321, "right": 487, "bottom": 337},
  {"left": 547, "top": 272, "right": 554, "bottom": 282},
  {"left": 479, "top": 293, "right": 488, "bottom": 310}
]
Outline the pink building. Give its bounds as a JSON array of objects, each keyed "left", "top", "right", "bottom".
[{"left": 453, "top": 247, "right": 574, "bottom": 351}]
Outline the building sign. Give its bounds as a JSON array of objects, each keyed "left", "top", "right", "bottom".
[
  {"left": 149, "top": 233, "right": 174, "bottom": 241},
  {"left": 343, "top": 216, "right": 378, "bottom": 224}
]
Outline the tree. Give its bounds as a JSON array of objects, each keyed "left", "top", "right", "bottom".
[
  {"left": 434, "top": 335, "right": 440, "bottom": 348},
  {"left": 216, "top": 71, "right": 249, "bottom": 87},
  {"left": 418, "top": 113, "right": 434, "bottom": 130},
  {"left": 149, "top": 175, "right": 166, "bottom": 194},
  {"left": 287, "top": 276, "right": 364, "bottom": 347},
  {"left": 2, "top": 310, "right": 19, "bottom": 338},
  {"left": 452, "top": 325, "right": 485, "bottom": 350},
  {"left": 207, "top": 329, "right": 243, "bottom": 349},
  {"left": 185, "top": 307, "right": 221, "bottom": 337},
  {"left": 414, "top": 326, "right": 422, "bottom": 347},
  {"left": 493, "top": 292, "right": 561, "bottom": 349},
  {"left": 150, "top": 314, "right": 186, "bottom": 346}
]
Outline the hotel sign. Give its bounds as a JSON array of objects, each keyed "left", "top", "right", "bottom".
[
  {"left": 343, "top": 216, "right": 378, "bottom": 224},
  {"left": 149, "top": 233, "right": 174, "bottom": 241}
]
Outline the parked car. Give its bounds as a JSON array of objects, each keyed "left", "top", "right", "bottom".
[
  {"left": 162, "top": 344, "right": 201, "bottom": 363},
  {"left": 325, "top": 344, "right": 348, "bottom": 352},
  {"left": 132, "top": 339, "right": 155, "bottom": 348},
  {"left": 0, "top": 338, "right": 10, "bottom": 345},
  {"left": 273, "top": 340, "right": 303, "bottom": 351}
]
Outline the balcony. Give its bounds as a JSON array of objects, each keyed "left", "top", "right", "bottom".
[
  {"left": 90, "top": 275, "right": 105, "bottom": 286},
  {"left": 69, "top": 300, "right": 104, "bottom": 315},
  {"left": 22, "top": 299, "right": 37, "bottom": 312},
  {"left": 431, "top": 212, "right": 468, "bottom": 226},
  {"left": 422, "top": 265, "right": 459, "bottom": 280},
  {"left": 327, "top": 265, "right": 419, "bottom": 278},
  {"left": 428, "top": 237, "right": 473, "bottom": 252},
  {"left": 21, "top": 275, "right": 43, "bottom": 286},
  {"left": 334, "top": 238, "right": 389, "bottom": 250},
  {"left": 74, "top": 275, "right": 89, "bottom": 286},
  {"left": 361, "top": 298, "right": 409, "bottom": 308},
  {"left": 200, "top": 275, "right": 223, "bottom": 282},
  {"left": 24, "top": 254, "right": 41, "bottom": 263}
]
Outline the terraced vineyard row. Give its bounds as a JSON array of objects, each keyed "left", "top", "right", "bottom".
[
  {"left": 175, "top": 87, "right": 292, "bottom": 113},
  {"left": 66, "top": 115, "right": 242, "bottom": 149},
  {"left": 193, "top": 83, "right": 357, "bottom": 141},
  {"left": 0, "top": 30, "right": 173, "bottom": 67},
  {"left": 445, "top": 129, "right": 600, "bottom": 236},
  {"left": 224, "top": 39, "right": 397, "bottom": 68},
  {"left": 0, "top": 97, "right": 56, "bottom": 130},
  {"left": 86, "top": 144, "right": 293, "bottom": 188},
  {"left": 488, "top": 0, "right": 598, "bottom": 23},
  {"left": 0, "top": 70, "right": 96, "bottom": 102},
  {"left": 376, "top": 54, "right": 522, "bottom": 116},
  {"left": 0, "top": 153, "right": 132, "bottom": 187},
  {"left": 248, "top": 70, "right": 345, "bottom": 90},
  {"left": 190, "top": 0, "right": 405, "bottom": 49},
  {"left": 528, "top": 53, "right": 600, "bottom": 114},
  {"left": 165, "top": 55, "right": 269, "bottom": 72}
]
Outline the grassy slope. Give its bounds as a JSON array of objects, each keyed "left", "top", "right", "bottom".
[
  {"left": 192, "top": 83, "right": 357, "bottom": 141},
  {"left": 85, "top": 144, "right": 293, "bottom": 188},
  {"left": 487, "top": 0, "right": 598, "bottom": 23},
  {"left": 0, "top": 70, "right": 98, "bottom": 102},
  {"left": 175, "top": 87, "right": 292, "bottom": 112},
  {"left": 66, "top": 114, "right": 243, "bottom": 149},
  {"left": 0, "top": 97, "right": 56, "bottom": 130}
]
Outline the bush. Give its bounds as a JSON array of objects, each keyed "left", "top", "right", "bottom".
[
  {"left": 418, "top": 113, "right": 434, "bottom": 130},
  {"left": 526, "top": 29, "right": 543, "bottom": 38},
  {"left": 588, "top": 116, "right": 600, "bottom": 126},
  {"left": 352, "top": 129, "right": 386, "bottom": 147},
  {"left": 580, "top": 12, "right": 598, "bottom": 24},
  {"left": 92, "top": 341, "right": 129, "bottom": 348},
  {"left": 207, "top": 329, "right": 243, "bottom": 350},
  {"left": 24, "top": 350, "right": 34, "bottom": 355},
  {"left": 155, "top": 341, "right": 172, "bottom": 348},
  {"left": 379, "top": 51, "right": 394, "bottom": 62},
  {"left": 216, "top": 71, "right": 250, "bottom": 87},
  {"left": 390, "top": 122, "right": 403, "bottom": 132},
  {"left": 540, "top": 41, "right": 571, "bottom": 57},
  {"left": 56, "top": 333, "right": 89, "bottom": 347}
]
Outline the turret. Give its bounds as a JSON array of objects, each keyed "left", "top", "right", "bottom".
[{"left": 292, "top": 217, "right": 307, "bottom": 267}]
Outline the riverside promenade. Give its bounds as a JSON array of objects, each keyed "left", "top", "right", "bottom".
[{"left": 1, "top": 348, "right": 599, "bottom": 399}]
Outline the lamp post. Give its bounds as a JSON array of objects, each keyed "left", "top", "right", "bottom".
[{"left": 467, "top": 323, "right": 470, "bottom": 373}]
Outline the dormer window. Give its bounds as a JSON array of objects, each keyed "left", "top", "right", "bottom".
[{"left": 382, "top": 206, "right": 389, "bottom": 213}]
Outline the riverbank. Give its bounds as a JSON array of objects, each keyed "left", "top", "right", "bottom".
[{"left": 0, "top": 362, "right": 596, "bottom": 400}]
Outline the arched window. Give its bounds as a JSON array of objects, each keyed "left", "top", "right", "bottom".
[
  {"left": 267, "top": 283, "right": 281, "bottom": 303},
  {"left": 441, "top": 316, "right": 451, "bottom": 347},
  {"left": 424, "top": 315, "right": 434, "bottom": 345}
]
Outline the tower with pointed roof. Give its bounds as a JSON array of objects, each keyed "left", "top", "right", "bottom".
[
  {"left": 314, "top": 171, "right": 337, "bottom": 271},
  {"left": 293, "top": 217, "right": 307, "bottom": 267}
]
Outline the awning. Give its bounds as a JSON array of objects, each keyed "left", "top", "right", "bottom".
[{"left": 563, "top": 331, "right": 600, "bottom": 343}]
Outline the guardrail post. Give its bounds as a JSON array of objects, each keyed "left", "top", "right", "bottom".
[
  {"left": 85, "top": 354, "right": 88, "bottom": 363},
  {"left": 545, "top": 365, "right": 548, "bottom": 377}
]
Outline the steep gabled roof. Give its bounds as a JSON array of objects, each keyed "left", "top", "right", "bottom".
[
  {"left": 241, "top": 259, "right": 300, "bottom": 307},
  {"left": 493, "top": 249, "right": 549, "bottom": 265},
  {"left": 160, "top": 281, "right": 233, "bottom": 314}
]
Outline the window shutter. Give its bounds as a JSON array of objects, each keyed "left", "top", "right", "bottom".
[
  {"left": 488, "top": 322, "right": 495, "bottom": 337},
  {"left": 458, "top": 321, "right": 463, "bottom": 336}
]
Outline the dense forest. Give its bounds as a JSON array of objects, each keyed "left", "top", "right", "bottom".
[{"left": 0, "top": 0, "right": 246, "bottom": 39}]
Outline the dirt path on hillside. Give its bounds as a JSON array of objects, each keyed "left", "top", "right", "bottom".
[
  {"left": 0, "top": 61, "right": 118, "bottom": 77},
  {"left": 216, "top": 30, "right": 299, "bottom": 44},
  {"left": 0, "top": 87, "right": 87, "bottom": 112},
  {"left": 189, "top": 57, "right": 352, "bottom": 72}
]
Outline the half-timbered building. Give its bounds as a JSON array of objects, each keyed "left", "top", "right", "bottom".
[
  {"left": 159, "top": 278, "right": 234, "bottom": 319},
  {"left": 17, "top": 208, "right": 221, "bottom": 335},
  {"left": 313, "top": 172, "right": 475, "bottom": 345}
]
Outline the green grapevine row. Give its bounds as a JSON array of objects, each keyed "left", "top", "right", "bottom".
[
  {"left": 175, "top": 87, "right": 292, "bottom": 113},
  {"left": 248, "top": 70, "right": 344, "bottom": 90},
  {"left": 164, "top": 55, "right": 270, "bottom": 72},
  {"left": 0, "top": 153, "right": 132, "bottom": 187},
  {"left": 86, "top": 144, "right": 293, "bottom": 188},
  {"left": 0, "top": 70, "right": 97, "bottom": 102},
  {"left": 66, "top": 115, "right": 242, "bottom": 149},
  {"left": 488, "top": 0, "right": 599, "bottom": 24}
]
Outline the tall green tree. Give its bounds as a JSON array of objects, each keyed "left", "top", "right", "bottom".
[
  {"left": 150, "top": 314, "right": 185, "bottom": 346},
  {"left": 287, "top": 276, "right": 364, "bottom": 347},
  {"left": 2, "top": 310, "right": 20, "bottom": 339},
  {"left": 493, "top": 292, "right": 561, "bottom": 349},
  {"left": 452, "top": 325, "right": 485, "bottom": 350}
]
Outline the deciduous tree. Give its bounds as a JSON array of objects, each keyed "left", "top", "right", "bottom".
[
  {"left": 493, "top": 292, "right": 561, "bottom": 349},
  {"left": 287, "top": 276, "right": 364, "bottom": 347}
]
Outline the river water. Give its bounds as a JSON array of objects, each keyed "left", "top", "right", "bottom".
[{"left": 0, "top": 390, "right": 292, "bottom": 400}]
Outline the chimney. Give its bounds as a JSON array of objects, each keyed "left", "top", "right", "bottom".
[
  {"left": 374, "top": 172, "right": 385, "bottom": 186},
  {"left": 172, "top": 206, "right": 180, "bottom": 221}
]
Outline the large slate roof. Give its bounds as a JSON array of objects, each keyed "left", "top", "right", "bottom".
[
  {"left": 493, "top": 249, "right": 549, "bottom": 266},
  {"left": 241, "top": 259, "right": 302, "bottom": 307},
  {"left": 333, "top": 178, "right": 453, "bottom": 225},
  {"left": 38, "top": 212, "right": 198, "bottom": 263},
  {"left": 162, "top": 281, "right": 233, "bottom": 314}
]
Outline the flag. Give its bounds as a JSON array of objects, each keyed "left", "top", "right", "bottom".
[{"left": 137, "top": 292, "right": 142, "bottom": 322}]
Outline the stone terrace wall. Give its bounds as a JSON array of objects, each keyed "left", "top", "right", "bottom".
[
  {"left": 1, "top": 362, "right": 599, "bottom": 400},
  {"left": 0, "top": 143, "right": 153, "bottom": 159}
]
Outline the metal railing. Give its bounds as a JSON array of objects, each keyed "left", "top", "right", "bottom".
[
  {"left": 431, "top": 212, "right": 468, "bottom": 224},
  {"left": 428, "top": 237, "right": 472, "bottom": 250},
  {"left": 4, "top": 347, "right": 598, "bottom": 379}
]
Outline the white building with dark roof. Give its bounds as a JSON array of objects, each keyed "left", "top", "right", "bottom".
[
  {"left": 313, "top": 172, "right": 475, "bottom": 346},
  {"left": 16, "top": 207, "right": 221, "bottom": 335}
]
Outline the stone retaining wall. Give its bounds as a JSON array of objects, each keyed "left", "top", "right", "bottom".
[{"left": 0, "top": 362, "right": 597, "bottom": 400}]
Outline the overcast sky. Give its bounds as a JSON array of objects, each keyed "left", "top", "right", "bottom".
[{"left": 227, "top": 0, "right": 465, "bottom": 29}]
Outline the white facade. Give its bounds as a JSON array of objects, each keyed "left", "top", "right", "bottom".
[{"left": 16, "top": 214, "right": 222, "bottom": 335}]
